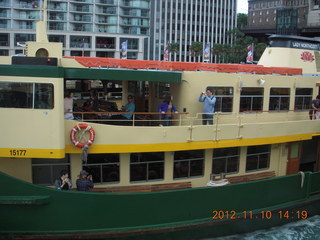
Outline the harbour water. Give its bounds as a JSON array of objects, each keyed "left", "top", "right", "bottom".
[{"left": 208, "top": 215, "right": 320, "bottom": 240}]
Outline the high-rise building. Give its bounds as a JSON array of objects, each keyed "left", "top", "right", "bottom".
[
  {"left": 150, "top": 0, "right": 237, "bottom": 62},
  {"left": 0, "top": 0, "right": 237, "bottom": 62}
]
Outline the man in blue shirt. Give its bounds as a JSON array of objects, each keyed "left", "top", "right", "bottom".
[
  {"left": 121, "top": 95, "right": 135, "bottom": 120},
  {"left": 110, "top": 95, "right": 135, "bottom": 125},
  {"left": 198, "top": 89, "right": 216, "bottom": 125}
]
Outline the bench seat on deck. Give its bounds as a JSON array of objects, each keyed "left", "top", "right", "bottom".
[
  {"left": 90, "top": 182, "right": 192, "bottom": 193},
  {"left": 227, "top": 171, "right": 276, "bottom": 184}
]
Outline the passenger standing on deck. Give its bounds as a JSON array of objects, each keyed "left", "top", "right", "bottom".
[
  {"left": 76, "top": 170, "right": 94, "bottom": 191},
  {"left": 199, "top": 89, "right": 216, "bottom": 125},
  {"left": 54, "top": 169, "right": 72, "bottom": 190},
  {"left": 158, "top": 94, "right": 178, "bottom": 126},
  {"left": 309, "top": 95, "right": 320, "bottom": 120},
  {"left": 64, "top": 91, "right": 74, "bottom": 120}
]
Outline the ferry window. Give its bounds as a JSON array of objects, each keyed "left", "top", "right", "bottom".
[
  {"left": 34, "top": 83, "right": 54, "bottom": 109},
  {"left": 85, "top": 154, "right": 120, "bottom": 184},
  {"left": 130, "top": 152, "right": 164, "bottom": 182},
  {"left": 240, "top": 88, "right": 263, "bottom": 112},
  {"left": 174, "top": 150, "right": 204, "bottom": 179},
  {"left": 294, "top": 88, "right": 312, "bottom": 110},
  {"left": 32, "top": 157, "right": 70, "bottom": 185},
  {"left": 212, "top": 147, "right": 240, "bottom": 175},
  {"left": 269, "top": 88, "right": 290, "bottom": 111},
  {"left": 207, "top": 87, "right": 233, "bottom": 112},
  {"left": 0, "top": 82, "right": 32, "bottom": 108},
  {"left": 0, "top": 82, "right": 54, "bottom": 109},
  {"left": 246, "top": 145, "right": 271, "bottom": 172}
]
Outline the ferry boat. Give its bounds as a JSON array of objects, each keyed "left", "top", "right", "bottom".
[{"left": 1, "top": 11, "right": 320, "bottom": 240}]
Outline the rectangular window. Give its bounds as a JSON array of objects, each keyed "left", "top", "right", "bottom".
[
  {"left": 32, "top": 157, "right": 70, "bottom": 185},
  {"left": 212, "top": 147, "right": 240, "bottom": 175},
  {"left": 208, "top": 87, "right": 233, "bottom": 112},
  {"left": 240, "top": 87, "right": 263, "bottom": 112},
  {"left": 85, "top": 154, "right": 120, "bottom": 183},
  {"left": 269, "top": 88, "right": 290, "bottom": 111},
  {"left": 246, "top": 145, "right": 271, "bottom": 172},
  {"left": 174, "top": 150, "right": 204, "bottom": 179},
  {"left": 294, "top": 88, "right": 312, "bottom": 110},
  {"left": 0, "top": 82, "right": 54, "bottom": 109},
  {"left": 130, "top": 152, "right": 164, "bottom": 182}
]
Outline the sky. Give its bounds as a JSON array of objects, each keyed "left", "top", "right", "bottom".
[{"left": 237, "top": 0, "right": 248, "bottom": 13}]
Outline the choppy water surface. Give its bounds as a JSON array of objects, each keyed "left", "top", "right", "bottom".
[{"left": 206, "top": 215, "right": 320, "bottom": 240}]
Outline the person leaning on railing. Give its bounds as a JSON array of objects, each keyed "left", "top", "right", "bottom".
[
  {"left": 158, "top": 94, "right": 178, "bottom": 126},
  {"left": 309, "top": 95, "right": 320, "bottom": 120}
]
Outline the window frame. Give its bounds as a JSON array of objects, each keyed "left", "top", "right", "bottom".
[
  {"left": 240, "top": 87, "right": 264, "bottom": 112},
  {"left": 32, "top": 156, "right": 70, "bottom": 185},
  {"left": 269, "top": 87, "right": 290, "bottom": 111},
  {"left": 246, "top": 145, "right": 271, "bottom": 172},
  {"left": 85, "top": 153, "right": 120, "bottom": 184},
  {"left": 174, "top": 150, "right": 204, "bottom": 179},
  {"left": 130, "top": 152, "right": 164, "bottom": 182},
  {"left": 294, "top": 87, "right": 313, "bottom": 111},
  {"left": 212, "top": 147, "right": 240, "bottom": 175}
]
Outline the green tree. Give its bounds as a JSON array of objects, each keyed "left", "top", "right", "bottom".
[
  {"left": 237, "top": 13, "right": 248, "bottom": 29},
  {"left": 254, "top": 42, "right": 267, "bottom": 60},
  {"left": 189, "top": 42, "right": 203, "bottom": 58},
  {"left": 169, "top": 43, "right": 180, "bottom": 54}
]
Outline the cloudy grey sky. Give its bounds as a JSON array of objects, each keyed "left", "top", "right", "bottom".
[{"left": 237, "top": 0, "right": 248, "bottom": 13}]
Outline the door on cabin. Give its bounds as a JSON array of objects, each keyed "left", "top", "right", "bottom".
[{"left": 286, "top": 142, "right": 301, "bottom": 175}]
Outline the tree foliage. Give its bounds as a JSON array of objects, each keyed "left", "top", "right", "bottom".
[
  {"left": 189, "top": 42, "right": 203, "bottom": 57},
  {"left": 169, "top": 42, "right": 180, "bottom": 54},
  {"left": 211, "top": 28, "right": 266, "bottom": 63}
]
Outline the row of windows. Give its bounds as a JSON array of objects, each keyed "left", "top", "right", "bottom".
[
  {"left": 0, "top": 81, "right": 314, "bottom": 113},
  {"left": 32, "top": 145, "right": 271, "bottom": 185},
  {"left": 208, "top": 87, "right": 313, "bottom": 112}
]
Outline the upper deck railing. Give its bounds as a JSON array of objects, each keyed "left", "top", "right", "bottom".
[{"left": 71, "top": 110, "right": 313, "bottom": 127}]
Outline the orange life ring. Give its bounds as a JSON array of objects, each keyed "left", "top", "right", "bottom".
[{"left": 70, "top": 123, "right": 95, "bottom": 148}]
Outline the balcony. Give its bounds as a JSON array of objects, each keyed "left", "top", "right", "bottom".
[
  {"left": 73, "top": 15, "right": 92, "bottom": 22},
  {"left": 70, "top": 5, "right": 93, "bottom": 13},
  {"left": 70, "top": 0, "right": 93, "bottom": 3},
  {"left": 121, "top": 0, "right": 149, "bottom": 9},
  {"left": 97, "top": 0, "right": 115, "bottom": 5},
  {"left": 0, "top": 1, "right": 10, "bottom": 7},
  {"left": 49, "top": 23, "right": 67, "bottom": 31},
  {"left": 72, "top": 24, "right": 93, "bottom": 32}
]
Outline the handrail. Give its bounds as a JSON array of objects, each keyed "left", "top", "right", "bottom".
[{"left": 67, "top": 109, "right": 313, "bottom": 127}]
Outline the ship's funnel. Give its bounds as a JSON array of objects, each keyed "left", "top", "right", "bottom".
[{"left": 258, "top": 35, "right": 320, "bottom": 75}]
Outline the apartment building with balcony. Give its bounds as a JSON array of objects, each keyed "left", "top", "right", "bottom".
[
  {"left": 0, "top": 0, "right": 150, "bottom": 58},
  {"left": 0, "top": 0, "right": 238, "bottom": 61},
  {"left": 150, "top": 0, "right": 237, "bottom": 62}
]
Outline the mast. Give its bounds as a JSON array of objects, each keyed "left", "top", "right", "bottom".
[{"left": 36, "top": 0, "right": 48, "bottom": 43}]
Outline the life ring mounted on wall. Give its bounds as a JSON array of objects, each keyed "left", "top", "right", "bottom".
[{"left": 70, "top": 123, "right": 95, "bottom": 148}]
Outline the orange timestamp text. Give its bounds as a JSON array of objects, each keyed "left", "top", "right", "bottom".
[{"left": 212, "top": 210, "right": 308, "bottom": 220}]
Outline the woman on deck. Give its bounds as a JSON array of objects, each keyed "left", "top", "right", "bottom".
[{"left": 158, "top": 95, "right": 178, "bottom": 126}]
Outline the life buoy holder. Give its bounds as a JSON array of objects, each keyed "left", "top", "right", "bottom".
[{"left": 70, "top": 123, "right": 95, "bottom": 148}]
